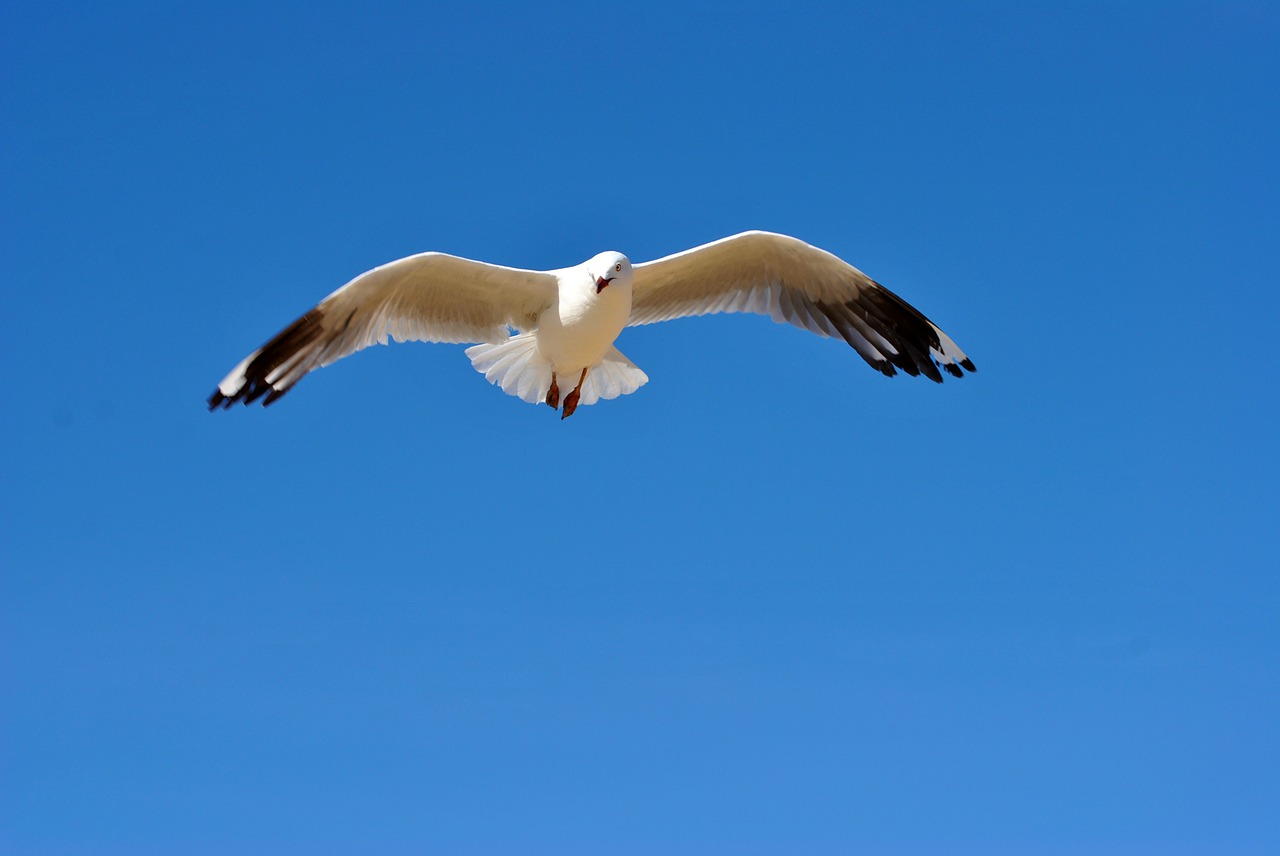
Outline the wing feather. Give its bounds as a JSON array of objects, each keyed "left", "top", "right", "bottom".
[
  {"left": 209, "top": 252, "right": 557, "bottom": 408},
  {"left": 630, "top": 231, "right": 975, "bottom": 381}
]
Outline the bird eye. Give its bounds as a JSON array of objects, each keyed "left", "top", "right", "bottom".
[{"left": 615, "top": 263, "right": 622, "bottom": 272}]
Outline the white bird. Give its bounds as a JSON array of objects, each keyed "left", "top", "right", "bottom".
[{"left": 208, "top": 231, "right": 975, "bottom": 419}]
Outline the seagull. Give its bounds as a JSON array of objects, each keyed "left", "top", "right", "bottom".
[{"left": 208, "top": 231, "right": 975, "bottom": 419}]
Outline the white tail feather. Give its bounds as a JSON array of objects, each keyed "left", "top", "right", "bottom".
[
  {"left": 465, "top": 333, "right": 553, "bottom": 404},
  {"left": 465, "top": 335, "right": 648, "bottom": 406},
  {"left": 577, "top": 347, "right": 648, "bottom": 405}
]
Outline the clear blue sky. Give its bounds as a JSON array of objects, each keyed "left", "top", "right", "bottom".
[{"left": 3, "top": 2, "right": 1278, "bottom": 853}]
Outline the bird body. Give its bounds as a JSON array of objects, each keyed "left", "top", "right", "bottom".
[
  {"left": 534, "top": 252, "right": 633, "bottom": 373},
  {"left": 209, "top": 231, "right": 975, "bottom": 418}
]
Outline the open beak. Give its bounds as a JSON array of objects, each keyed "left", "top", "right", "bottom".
[{"left": 595, "top": 275, "right": 614, "bottom": 294}]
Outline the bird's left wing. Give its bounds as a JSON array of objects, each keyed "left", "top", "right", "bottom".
[
  {"left": 630, "top": 231, "right": 975, "bottom": 382},
  {"left": 209, "top": 252, "right": 557, "bottom": 408}
]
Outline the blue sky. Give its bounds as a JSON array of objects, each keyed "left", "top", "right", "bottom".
[{"left": 3, "top": 1, "right": 1278, "bottom": 853}]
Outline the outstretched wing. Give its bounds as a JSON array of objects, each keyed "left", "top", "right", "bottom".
[
  {"left": 209, "top": 252, "right": 557, "bottom": 408},
  {"left": 629, "top": 231, "right": 975, "bottom": 382}
]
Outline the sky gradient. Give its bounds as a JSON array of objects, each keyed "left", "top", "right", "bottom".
[{"left": 3, "top": 2, "right": 1279, "bottom": 853}]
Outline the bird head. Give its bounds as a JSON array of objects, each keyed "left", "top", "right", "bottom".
[{"left": 588, "top": 252, "right": 632, "bottom": 294}]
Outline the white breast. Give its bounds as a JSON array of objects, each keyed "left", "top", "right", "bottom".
[{"left": 535, "top": 270, "right": 633, "bottom": 371}]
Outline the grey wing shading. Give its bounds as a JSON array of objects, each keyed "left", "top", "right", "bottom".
[
  {"left": 629, "top": 231, "right": 976, "bottom": 382},
  {"left": 209, "top": 252, "right": 557, "bottom": 408}
]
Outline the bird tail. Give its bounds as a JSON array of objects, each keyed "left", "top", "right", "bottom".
[
  {"left": 465, "top": 333, "right": 554, "bottom": 404},
  {"left": 577, "top": 346, "right": 649, "bottom": 406},
  {"left": 464, "top": 334, "right": 648, "bottom": 406}
]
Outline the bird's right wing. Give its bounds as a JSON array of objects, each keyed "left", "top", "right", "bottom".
[{"left": 209, "top": 252, "right": 557, "bottom": 408}]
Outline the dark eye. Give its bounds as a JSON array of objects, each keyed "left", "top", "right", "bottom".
[{"left": 615, "top": 263, "right": 621, "bottom": 272}]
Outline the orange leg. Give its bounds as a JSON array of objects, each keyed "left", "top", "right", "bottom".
[
  {"left": 546, "top": 372, "right": 560, "bottom": 409},
  {"left": 560, "top": 367, "right": 589, "bottom": 420}
]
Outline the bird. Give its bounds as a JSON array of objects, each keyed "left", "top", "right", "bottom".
[{"left": 208, "top": 230, "right": 975, "bottom": 419}]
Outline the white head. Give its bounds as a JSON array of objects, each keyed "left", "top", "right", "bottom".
[{"left": 587, "top": 251, "right": 633, "bottom": 294}]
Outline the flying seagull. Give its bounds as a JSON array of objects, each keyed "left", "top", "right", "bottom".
[{"left": 208, "top": 231, "right": 975, "bottom": 419}]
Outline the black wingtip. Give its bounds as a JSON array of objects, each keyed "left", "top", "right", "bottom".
[
  {"left": 207, "top": 381, "right": 292, "bottom": 410},
  {"left": 960, "top": 358, "right": 976, "bottom": 373},
  {"left": 208, "top": 308, "right": 326, "bottom": 411}
]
